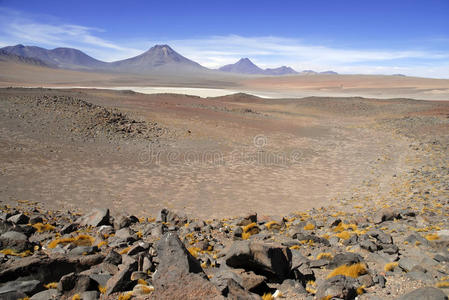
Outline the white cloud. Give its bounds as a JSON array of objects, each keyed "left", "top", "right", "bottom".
[{"left": 0, "top": 7, "right": 141, "bottom": 61}]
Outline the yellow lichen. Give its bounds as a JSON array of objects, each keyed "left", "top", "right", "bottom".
[
  {"left": 136, "top": 231, "right": 143, "bottom": 239},
  {"left": 333, "top": 223, "right": 357, "bottom": 232},
  {"left": 303, "top": 223, "right": 315, "bottom": 230},
  {"left": 137, "top": 279, "right": 148, "bottom": 285},
  {"left": 384, "top": 262, "right": 399, "bottom": 272},
  {"left": 43, "top": 282, "right": 58, "bottom": 289},
  {"left": 289, "top": 245, "right": 300, "bottom": 250},
  {"left": 32, "top": 223, "right": 55, "bottom": 233},
  {"left": 48, "top": 234, "right": 95, "bottom": 249},
  {"left": 327, "top": 263, "right": 368, "bottom": 279},
  {"left": 316, "top": 252, "right": 333, "bottom": 260}
]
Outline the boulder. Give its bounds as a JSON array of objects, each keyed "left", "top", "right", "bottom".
[
  {"left": 316, "top": 275, "right": 358, "bottom": 300},
  {"left": 57, "top": 273, "right": 97, "bottom": 296},
  {"left": 396, "top": 287, "right": 448, "bottom": 300},
  {"left": 328, "top": 252, "right": 364, "bottom": 269},
  {"left": 0, "top": 279, "right": 41, "bottom": 295},
  {"left": 77, "top": 209, "right": 110, "bottom": 227},
  {"left": 0, "top": 230, "right": 33, "bottom": 252},
  {"left": 7, "top": 213, "right": 29, "bottom": 225},
  {"left": 105, "top": 265, "right": 135, "bottom": 295},
  {"left": 152, "top": 232, "right": 222, "bottom": 299},
  {"left": 225, "top": 240, "right": 292, "bottom": 281},
  {"left": 30, "top": 289, "right": 61, "bottom": 300}
]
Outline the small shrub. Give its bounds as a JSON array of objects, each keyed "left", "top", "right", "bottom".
[
  {"left": 242, "top": 222, "right": 260, "bottom": 240},
  {"left": 327, "top": 263, "right": 367, "bottom": 279},
  {"left": 187, "top": 247, "right": 202, "bottom": 258},
  {"left": 303, "top": 223, "right": 315, "bottom": 230},
  {"left": 425, "top": 233, "right": 439, "bottom": 241},
  {"left": 436, "top": 281, "right": 449, "bottom": 288},
  {"left": 48, "top": 234, "right": 95, "bottom": 249},
  {"left": 32, "top": 222, "right": 55, "bottom": 233},
  {"left": 316, "top": 252, "right": 333, "bottom": 260},
  {"left": 262, "top": 293, "right": 273, "bottom": 300},
  {"left": 384, "top": 262, "right": 399, "bottom": 272},
  {"left": 43, "top": 282, "right": 58, "bottom": 289}
]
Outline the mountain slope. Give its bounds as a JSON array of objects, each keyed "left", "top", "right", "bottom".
[
  {"left": 219, "top": 58, "right": 298, "bottom": 75},
  {"left": 110, "top": 44, "right": 206, "bottom": 73},
  {"left": 219, "top": 58, "right": 265, "bottom": 74},
  {"left": 1, "top": 44, "right": 108, "bottom": 70},
  {"left": 264, "top": 66, "right": 298, "bottom": 75},
  {"left": 0, "top": 49, "right": 53, "bottom": 67}
]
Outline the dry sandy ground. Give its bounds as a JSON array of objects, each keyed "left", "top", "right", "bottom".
[
  {"left": 1, "top": 87, "right": 448, "bottom": 219},
  {"left": 1, "top": 60, "right": 449, "bottom": 100}
]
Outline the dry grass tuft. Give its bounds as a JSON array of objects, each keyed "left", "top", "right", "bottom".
[
  {"left": 436, "top": 281, "right": 449, "bottom": 288},
  {"left": 98, "top": 285, "right": 106, "bottom": 294},
  {"left": 425, "top": 233, "right": 439, "bottom": 241},
  {"left": 357, "top": 285, "right": 365, "bottom": 295},
  {"left": 43, "top": 282, "right": 58, "bottom": 289},
  {"left": 118, "top": 292, "right": 133, "bottom": 300},
  {"left": 48, "top": 234, "right": 95, "bottom": 249},
  {"left": 316, "top": 252, "right": 334, "bottom": 260},
  {"left": 384, "top": 262, "right": 399, "bottom": 272},
  {"left": 187, "top": 246, "right": 202, "bottom": 258},
  {"left": 32, "top": 222, "right": 55, "bottom": 233},
  {"left": 335, "top": 231, "right": 352, "bottom": 240},
  {"left": 303, "top": 223, "right": 315, "bottom": 230},
  {"left": 119, "top": 246, "right": 131, "bottom": 255},
  {"left": 265, "top": 221, "right": 282, "bottom": 230},
  {"left": 0, "top": 249, "right": 31, "bottom": 257},
  {"left": 327, "top": 263, "right": 368, "bottom": 279},
  {"left": 262, "top": 293, "right": 274, "bottom": 300},
  {"left": 242, "top": 222, "right": 260, "bottom": 240}
]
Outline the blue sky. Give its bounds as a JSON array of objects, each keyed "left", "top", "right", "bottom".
[{"left": 0, "top": 0, "right": 448, "bottom": 78}]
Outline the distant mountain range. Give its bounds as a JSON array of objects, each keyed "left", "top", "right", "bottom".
[
  {"left": 219, "top": 58, "right": 298, "bottom": 75},
  {"left": 0, "top": 44, "right": 338, "bottom": 76}
]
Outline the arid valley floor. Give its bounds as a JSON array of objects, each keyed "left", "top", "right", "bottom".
[{"left": 1, "top": 86, "right": 449, "bottom": 299}]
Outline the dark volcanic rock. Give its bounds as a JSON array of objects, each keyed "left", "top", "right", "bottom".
[
  {"left": 225, "top": 240, "right": 292, "bottom": 281},
  {"left": 152, "top": 232, "right": 223, "bottom": 299},
  {"left": 78, "top": 208, "right": 110, "bottom": 227},
  {"left": 316, "top": 275, "right": 359, "bottom": 300},
  {"left": 396, "top": 287, "right": 448, "bottom": 300}
]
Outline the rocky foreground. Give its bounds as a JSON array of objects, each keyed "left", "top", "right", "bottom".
[{"left": 1, "top": 196, "right": 448, "bottom": 300}]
